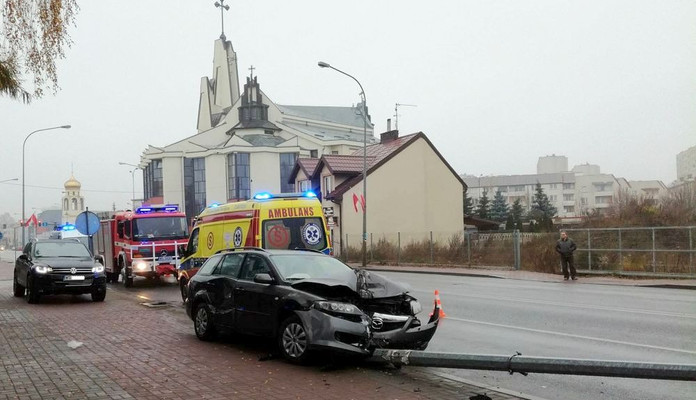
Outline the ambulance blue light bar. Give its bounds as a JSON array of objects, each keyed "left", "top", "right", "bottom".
[
  {"left": 61, "top": 224, "right": 76, "bottom": 231},
  {"left": 253, "top": 192, "right": 273, "bottom": 200},
  {"left": 208, "top": 202, "right": 221, "bottom": 208},
  {"left": 304, "top": 191, "right": 317, "bottom": 198}
]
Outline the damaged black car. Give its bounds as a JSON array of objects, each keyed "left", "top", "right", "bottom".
[{"left": 185, "top": 248, "right": 440, "bottom": 363}]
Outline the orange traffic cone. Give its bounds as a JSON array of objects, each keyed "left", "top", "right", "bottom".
[{"left": 429, "top": 289, "right": 446, "bottom": 319}]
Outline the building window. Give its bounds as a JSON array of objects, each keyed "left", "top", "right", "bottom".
[
  {"left": 595, "top": 196, "right": 613, "bottom": 204},
  {"left": 310, "top": 150, "right": 318, "bottom": 158},
  {"left": 512, "top": 185, "right": 525, "bottom": 192},
  {"left": 280, "top": 153, "right": 297, "bottom": 193},
  {"left": 563, "top": 194, "right": 574, "bottom": 201},
  {"left": 581, "top": 197, "right": 587, "bottom": 205},
  {"left": 550, "top": 184, "right": 558, "bottom": 189},
  {"left": 227, "top": 153, "right": 250, "bottom": 201},
  {"left": 184, "top": 157, "right": 206, "bottom": 222},
  {"left": 144, "top": 159, "right": 163, "bottom": 199},
  {"left": 549, "top": 195, "right": 557, "bottom": 202},
  {"left": 323, "top": 175, "right": 333, "bottom": 197},
  {"left": 593, "top": 182, "right": 612, "bottom": 192},
  {"left": 564, "top": 205, "right": 575, "bottom": 213},
  {"left": 298, "top": 180, "right": 311, "bottom": 192},
  {"left": 563, "top": 183, "right": 574, "bottom": 190}
]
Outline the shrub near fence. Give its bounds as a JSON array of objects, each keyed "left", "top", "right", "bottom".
[{"left": 340, "top": 227, "right": 696, "bottom": 277}]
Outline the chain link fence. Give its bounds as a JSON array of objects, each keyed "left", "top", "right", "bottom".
[{"left": 340, "top": 226, "right": 696, "bottom": 277}]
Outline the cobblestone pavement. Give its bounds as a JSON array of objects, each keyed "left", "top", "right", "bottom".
[{"left": 0, "top": 261, "right": 528, "bottom": 400}]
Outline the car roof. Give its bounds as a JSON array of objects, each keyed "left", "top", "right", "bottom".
[{"left": 33, "top": 239, "right": 81, "bottom": 244}]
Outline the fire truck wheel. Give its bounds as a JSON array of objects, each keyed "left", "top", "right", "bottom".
[{"left": 122, "top": 268, "right": 133, "bottom": 288}]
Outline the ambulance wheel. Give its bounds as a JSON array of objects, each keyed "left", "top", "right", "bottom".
[{"left": 179, "top": 278, "right": 188, "bottom": 302}]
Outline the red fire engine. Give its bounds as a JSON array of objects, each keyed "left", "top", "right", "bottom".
[{"left": 93, "top": 205, "right": 189, "bottom": 287}]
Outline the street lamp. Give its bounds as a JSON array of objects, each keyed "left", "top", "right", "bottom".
[
  {"left": 119, "top": 162, "right": 142, "bottom": 208},
  {"left": 318, "top": 61, "right": 369, "bottom": 267},
  {"left": 22, "top": 125, "right": 71, "bottom": 246}
]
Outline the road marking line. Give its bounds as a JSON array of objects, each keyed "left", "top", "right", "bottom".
[
  {"left": 411, "top": 289, "right": 696, "bottom": 319},
  {"left": 447, "top": 316, "right": 696, "bottom": 355}
]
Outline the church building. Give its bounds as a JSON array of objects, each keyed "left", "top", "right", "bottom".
[
  {"left": 139, "top": 31, "right": 374, "bottom": 222},
  {"left": 62, "top": 175, "right": 85, "bottom": 224}
]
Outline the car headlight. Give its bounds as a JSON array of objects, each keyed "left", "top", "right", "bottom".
[
  {"left": 314, "top": 301, "right": 361, "bottom": 315},
  {"left": 410, "top": 300, "right": 422, "bottom": 315},
  {"left": 34, "top": 265, "right": 53, "bottom": 274},
  {"left": 92, "top": 265, "right": 105, "bottom": 273}
]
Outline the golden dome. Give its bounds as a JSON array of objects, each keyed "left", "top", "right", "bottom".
[{"left": 64, "top": 175, "right": 81, "bottom": 189}]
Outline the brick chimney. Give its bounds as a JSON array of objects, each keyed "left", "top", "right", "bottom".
[{"left": 380, "top": 129, "right": 399, "bottom": 143}]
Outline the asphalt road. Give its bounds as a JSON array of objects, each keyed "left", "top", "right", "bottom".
[{"left": 379, "top": 271, "right": 696, "bottom": 400}]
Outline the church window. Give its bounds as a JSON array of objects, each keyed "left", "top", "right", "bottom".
[
  {"left": 184, "top": 158, "right": 206, "bottom": 222},
  {"left": 279, "top": 153, "right": 297, "bottom": 193},
  {"left": 80, "top": 199, "right": 84, "bottom": 211},
  {"left": 71, "top": 198, "right": 78, "bottom": 211},
  {"left": 63, "top": 199, "right": 68, "bottom": 211},
  {"left": 227, "top": 153, "right": 250, "bottom": 201}
]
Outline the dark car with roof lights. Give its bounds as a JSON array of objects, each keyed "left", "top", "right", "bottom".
[
  {"left": 13, "top": 239, "right": 107, "bottom": 303},
  {"left": 185, "top": 247, "right": 440, "bottom": 363}
]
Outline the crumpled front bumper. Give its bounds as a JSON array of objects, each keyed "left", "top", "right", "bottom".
[
  {"left": 370, "top": 304, "right": 440, "bottom": 350},
  {"left": 295, "top": 302, "right": 441, "bottom": 356}
]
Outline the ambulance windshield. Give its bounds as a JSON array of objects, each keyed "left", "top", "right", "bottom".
[
  {"left": 132, "top": 217, "right": 189, "bottom": 241},
  {"left": 262, "top": 217, "right": 327, "bottom": 251}
]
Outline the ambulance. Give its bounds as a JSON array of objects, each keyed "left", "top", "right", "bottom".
[{"left": 177, "top": 191, "right": 331, "bottom": 300}]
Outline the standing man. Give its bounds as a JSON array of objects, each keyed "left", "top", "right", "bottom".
[{"left": 556, "top": 231, "right": 577, "bottom": 280}]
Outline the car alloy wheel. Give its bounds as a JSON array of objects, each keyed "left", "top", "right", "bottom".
[
  {"left": 280, "top": 316, "right": 309, "bottom": 362},
  {"left": 194, "top": 303, "right": 216, "bottom": 341},
  {"left": 13, "top": 275, "right": 25, "bottom": 297},
  {"left": 26, "top": 275, "right": 40, "bottom": 304}
]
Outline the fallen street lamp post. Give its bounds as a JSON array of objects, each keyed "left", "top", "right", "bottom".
[
  {"left": 318, "top": 61, "right": 369, "bottom": 267},
  {"left": 370, "top": 349, "right": 696, "bottom": 381}
]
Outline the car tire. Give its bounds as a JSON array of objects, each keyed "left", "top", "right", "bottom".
[
  {"left": 13, "top": 274, "right": 25, "bottom": 297},
  {"left": 194, "top": 303, "right": 216, "bottom": 341},
  {"left": 179, "top": 278, "right": 188, "bottom": 302},
  {"left": 278, "top": 315, "right": 311, "bottom": 364},
  {"left": 91, "top": 288, "right": 106, "bottom": 302},
  {"left": 26, "top": 275, "right": 40, "bottom": 304}
]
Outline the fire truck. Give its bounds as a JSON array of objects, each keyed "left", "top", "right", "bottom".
[{"left": 93, "top": 205, "right": 189, "bottom": 287}]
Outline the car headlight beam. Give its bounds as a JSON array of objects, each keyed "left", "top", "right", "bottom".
[{"left": 34, "top": 265, "right": 53, "bottom": 274}]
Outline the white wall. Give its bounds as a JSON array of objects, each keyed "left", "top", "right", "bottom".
[
  {"left": 162, "top": 157, "right": 184, "bottom": 207},
  {"left": 250, "top": 152, "right": 280, "bottom": 194},
  {"left": 205, "top": 154, "right": 227, "bottom": 204}
]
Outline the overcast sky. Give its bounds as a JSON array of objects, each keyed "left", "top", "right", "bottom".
[{"left": 1, "top": 0, "right": 694, "bottom": 218}]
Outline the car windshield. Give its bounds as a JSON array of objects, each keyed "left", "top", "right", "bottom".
[
  {"left": 132, "top": 217, "right": 188, "bottom": 240},
  {"left": 270, "top": 254, "right": 355, "bottom": 282},
  {"left": 34, "top": 242, "right": 91, "bottom": 258}
]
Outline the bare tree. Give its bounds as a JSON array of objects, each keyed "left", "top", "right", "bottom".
[{"left": 1, "top": 0, "right": 79, "bottom": 103}]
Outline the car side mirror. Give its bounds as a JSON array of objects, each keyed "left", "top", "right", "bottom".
[
  {"left": 178, "top": 244, "right": 187, "bottom": 257},
  {"left": 253, "top": 273, "right": 274, "bottom": 284}
]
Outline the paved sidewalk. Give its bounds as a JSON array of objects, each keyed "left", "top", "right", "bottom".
[{"left": 0, "top": 260, "right": 527, "bottom": 400}]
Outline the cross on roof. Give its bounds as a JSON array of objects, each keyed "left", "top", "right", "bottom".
[
  {"left": 249, "top": 65, "right": 255, "bottom": 79},
  {"left": 214, "top": 0, "right": 230, "bottom": 40}
]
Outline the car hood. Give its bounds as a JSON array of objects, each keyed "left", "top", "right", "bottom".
[
  {"left": 291, "top": 270, "right": 409, "bottom": 300},
  {"left": 35, "top": 257, "right": 94, "bottom": 268}
]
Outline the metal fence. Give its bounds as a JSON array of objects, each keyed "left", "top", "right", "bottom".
[
  {"left": 565, "top": 226, "right": 696, "bottom": 276},
  {"left": 341, "top": 226, "right": 696, "bottom": 277}
]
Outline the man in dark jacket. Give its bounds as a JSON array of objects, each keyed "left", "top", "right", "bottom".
[{"left": 556, "top": 231, "right": 577, "bottom": 280}]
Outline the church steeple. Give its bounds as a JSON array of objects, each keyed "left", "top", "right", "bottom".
[
  {"left": 196, "top": 2, "right": 240, "bottom": 133},
  {"left": 232, "top": 74, "right": 280, "bottom": 133}
]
